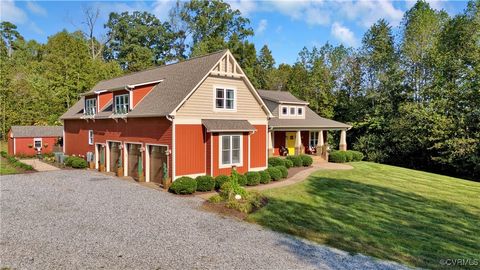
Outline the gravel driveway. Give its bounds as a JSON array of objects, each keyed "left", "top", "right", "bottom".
[{"left": 1, "top": 170, "right": 411, "bottom": 270}]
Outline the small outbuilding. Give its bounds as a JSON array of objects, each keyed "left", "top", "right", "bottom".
[{"left": 7, "top": 126, "right": 63, "bottom": 156}]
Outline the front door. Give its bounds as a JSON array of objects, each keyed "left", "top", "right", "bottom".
[
  {"left": 127, "top": 144, "right": 142, "bottom": 181},
  {"left": 148, "top": 145, "right": 168, "bottom": 185},
  {"left": 286, "top": 132, "right": 296, "bottom": 155}
]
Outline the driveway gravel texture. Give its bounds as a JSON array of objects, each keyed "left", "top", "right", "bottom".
[{"left": 1, "top": 170, "right": 411, "bottom": 270}]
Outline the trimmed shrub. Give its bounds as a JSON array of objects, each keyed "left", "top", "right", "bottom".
[
  {"left": 245, "top": 171, "right": 261, "bottom": 186},
  {"left": 299, "top": 155, "right": 313, "bottom": 167},
  {"left": 268, "top": 157, "right": 285, "bottom": 167},
  {"left": 237, "top": 174, "right": 247, "bottom": 186},
  {"left": 345, "top": 151, "right": 354, "bottom": 162},
  {"left": 195, "top": 176, "right": 215, "bottom": 191},
  {"left": 208, "top": 194, "right": 223, "bottom": 203},
  {"left": 350, "top": 150, "right": 364, "bottom": 161},
  {"left": 276, "top": 165, "right": 288, "bottom": 178},
  {"left": 215, "top": 175, "right": 230, "bottom": 189},
  {"left": 267, "top": 167, "right": 282, "bottom": 181},
  {"left": 329, "top": 151, "right": 346, "bottom": 163},
  {"left": 259, "top": 170, "right": 271, "bottom": 184},
  {"left": 284, "top": 159, "right": 293, "bottom": 168},
  {"left": 71, "top": 158, "right": 87, "bottom": 169},
  {"left": 286, "top": 155, "right": 303, "bottom": 167},
  {"left": 169, "top": 177, "right": 197, "bottom": 194},
  {"left": 64, "top": 156, "right": 74, "bottom": 167}
]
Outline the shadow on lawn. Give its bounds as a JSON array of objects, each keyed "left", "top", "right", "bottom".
[{"left": 250, "top": 177, "right": 480, "bottom": 270}]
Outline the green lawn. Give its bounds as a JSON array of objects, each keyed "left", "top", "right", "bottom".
[
  {"left": 248, "top": 162, "right": 480, "bottom": 270},
  {"left": 0, "top": 157, "right": 18, "bottom": 175}
]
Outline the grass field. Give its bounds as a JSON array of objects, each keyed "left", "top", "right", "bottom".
[{"left": 248, "top": 162, "right": 480, "bottom": 270}]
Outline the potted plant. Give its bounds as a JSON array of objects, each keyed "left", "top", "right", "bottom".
[
  {"left": 89, "top": 161, "right": 95, "bottom": 169},
  {"left": 116, "top": 155, "right": 123, "bottom": 177},
  {"left": 44, "top": 143, "right": 49, "bottom": 148},
  {"left": 28, "top": 144, "right": 33, "bottom": 148},
  {"left": 99, "top": 150, "right": 105, "bottom": 172}
]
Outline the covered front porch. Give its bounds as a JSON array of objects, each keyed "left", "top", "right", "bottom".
[{"left": 268, "top": 128, "right": 348, "bottom": 160}]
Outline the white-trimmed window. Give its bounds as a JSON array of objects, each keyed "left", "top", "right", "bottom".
[
  {"left": 290, "top": 106, "right": 296, "bottom": 115},
  {"left": 220, "top": 134, "right": 242, "bottom": 166},
  {"left": 309, "top": 131, "right": 319, "bottom": 148},
  {"left": 88, "top": 130, "right": 94, "bottom": 145},
  {"left": 114, "top": 94, "right": 129, "bottom": 114},
  {"left": 85, "top": 98, "right": 97, "bottom": 115},
  {"left": 281, "top": 106, "right": 288, "bottom": 116},
  {"left": 215, "top": 88, "right": 235, "bottom": 110},
  {"left": 34, "top": 138, "right": 42, "bottom": 148},
  {"left": 298, "top": 107, "right": 303, "bottom": 116}
]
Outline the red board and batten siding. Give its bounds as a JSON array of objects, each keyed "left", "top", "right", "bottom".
[
  {"left": 98, "top": 92, "right": 113, "bottom": 110},
  {"left": 132, "top": 85, "right": 155, "bottom": 108},
  {"left": 64, "top": 118, "right": 172, "bottom": 178},
  {"left": 7, "top": 130, "right": 14, "bottom": 155},
  {"left": 7, "top": 136, "right": 58, "bottom": 156},
  {"left": 250, "top": 125, "right": 267, "bottom": 168},
  {"left": 174, "top": 124, "right": 206, "bottom": 176}
]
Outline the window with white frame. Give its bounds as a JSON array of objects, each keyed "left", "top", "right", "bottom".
[
  {"left": 88, "top": 130, "right": 94, "bottom": 145},
  {"left": 220, "top": 134, "right": 242, "bottom": 166},
  {"left": 85, "top": 98, "right": 97, "bottom": 115},
  {"left": 281, "top": 106, "right": 288, "bottom": 116},
  {"left": 215, "top": 88, "right": 235, "bottom": 110},
  {"left": 309, "top": 131, "right": 319, "bottom": 148},
  {"left": 114, "top": 94, "right": 129, "bottom": 114},
  {"left": 290, "top": 106, "right": 296, "bottom": 115},
  {"left": 34, "top": 138, "right": 42, "bottom": 148},
  {"left": 297, "top": 107, "right": 303, "bottom": 116}
]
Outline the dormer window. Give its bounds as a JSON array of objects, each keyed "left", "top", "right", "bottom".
[
  {"left": 297, "top": 107, "right": 303, "bottom": 116},
  {"left": 215, "top": 88, "right": 235, "bottom": 110},
  {"left": 85, "top": 98, "right": 97, "bottom": 115},
  {"left": 290, "top": 107, "right": 296, "bottom": 115},
  {"left": 114, "top": 94, "right": 130, "bottom": 114},
  {"left": 281, "top": 106, "right": 288, "bottom": 115}
]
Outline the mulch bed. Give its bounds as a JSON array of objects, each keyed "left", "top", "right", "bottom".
[{"left": 285, "top": 166, "right": 312, "bottom": 179}]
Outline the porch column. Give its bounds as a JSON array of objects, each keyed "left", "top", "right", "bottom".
[
  {"left": 268, "top": 130, "right": 274, "bottom": 157},
  {"left": 295, "top": 130, "right": 302, "bottom": 155},
  {"left": 316, "top": 130, "right": 324, "bottom": 156},
  {"left": 339, "top": 129, "right": 347, "bottom": 151}
]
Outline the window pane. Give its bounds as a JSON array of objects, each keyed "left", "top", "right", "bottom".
[
  {"left": 34, "top": 140, "right": 41, "bottom": 148},
  {"left": 216, "top": 89, "right": 224, "bottom": 98},
  {"left": 222, "top": 136, "right": 230, "bottom": 150},
  {"left": 222, "top": 150, "right": 230, "bottom": 164},
  {"left": 282, "top": 107, "right": 287, "bottom": 115},
  {"left": 216, "top": 98, "right": 224, "bottom": 108},
  {"left": 232, "top": 136, "right": 240, "bottom": 149},
  {"left": 290, "top": 107, "right": 295, "bottom": 115},
  {"left": 226, "top": 99, "right": 234, "bottom": 109},
  {"left": 232, "top": 149, "right": 240, "bottom": 163},
  {"left": 226, "top": 89, "right": 234, "bottom": 99},
  {"left": 298, "top": 107, "right": 303, "bottom": 115}
]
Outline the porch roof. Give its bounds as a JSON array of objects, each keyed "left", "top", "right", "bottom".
[
  {"left": 269, "top": 106, "right": 351, "bottom": 130},
  {"left": 202, "top": 119, "right": 256, "bottom": 133}
]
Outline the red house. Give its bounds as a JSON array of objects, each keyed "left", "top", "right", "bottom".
[
  {"left": 61, "top": 50, "right": 350, "bottom": 185},
  {"left": 7, "top": 126, "right": 63, "bottom": 156}
]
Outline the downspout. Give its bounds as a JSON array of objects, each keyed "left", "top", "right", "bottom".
[{"left": 166, "top": 114, "right": 175, "bottom": 181}]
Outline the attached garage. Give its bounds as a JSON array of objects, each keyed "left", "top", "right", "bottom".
[
  {"left": 146, "top": 144, "right": 169, "bottom": 185},
  {"left": 107, "top": 141, "right": 122, "bottom": 174},
  {"left": 126, "top": 143, "right": 142, "bottom": 181}
]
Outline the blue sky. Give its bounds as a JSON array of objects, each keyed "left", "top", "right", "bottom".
[{"left": 1, "top": 0, "right": 469, "bottom": 64}]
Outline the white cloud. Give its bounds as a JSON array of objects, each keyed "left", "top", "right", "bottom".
[
  {"left": 152, "top": 0, "right": 176, "bottom": 21},
  {"left": 256, "top": 19, "right": 267, "bottom": 34},
  {"left": 270, "top": 0, "right": 330, "bottom": 26},
  {"left": 228, "top": 0, "right": 257, "bottom": 16},
  {"left": 0, "top": 0, "right": 28, "bottom": 24},
  {"left": 26, "top": 1, "right": 47, "bottom": 17},
  {"left": 28, "top": 21, "right": 44, "bottom": 35},
  {"left": 341, "top": 0, "right": 404, "bottom": 28},
  {"left": 331, "top": 22, "right": 358, "bottom": 47}
]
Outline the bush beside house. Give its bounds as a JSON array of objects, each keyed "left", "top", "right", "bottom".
[{"left": 330, "top": 150, "right": 364, "bottom": 163}]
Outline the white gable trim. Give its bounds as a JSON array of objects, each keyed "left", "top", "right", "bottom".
[{"left": 169, "top": 50, "right": 273, "bottom": 118}]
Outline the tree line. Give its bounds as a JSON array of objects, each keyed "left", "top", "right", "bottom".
[{"left": 1, "top": 0, "right": 479, "bottom": 179}]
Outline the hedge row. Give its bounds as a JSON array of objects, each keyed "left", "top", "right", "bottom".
[
  {"left": 169, "top": 166, "right": 290, "bottom": 195},
  {"left": 64, "top": 156, "right": 88, "bottom": 168},
  {"left": 269, "top": 155, "right": 313, "bottom": 168},
  {"left": 1, "top": 151, "right": 34, "bottom": 170},
  {"left": 329, "top": 150, "right": 364, "bottom": 163}
]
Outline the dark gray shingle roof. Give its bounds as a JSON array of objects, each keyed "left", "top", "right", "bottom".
[
  {"left": 61, "top": 50, "right": 227, "bottom": 119},
  {"left": 10, "top": 126, "right": 63, "bottom": 138},
  {"left": 257, "top": 90, "right": 309, "bottom": 104},
  {"left": 202, "top": 119, "right": 255, "bottom": 132}
]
